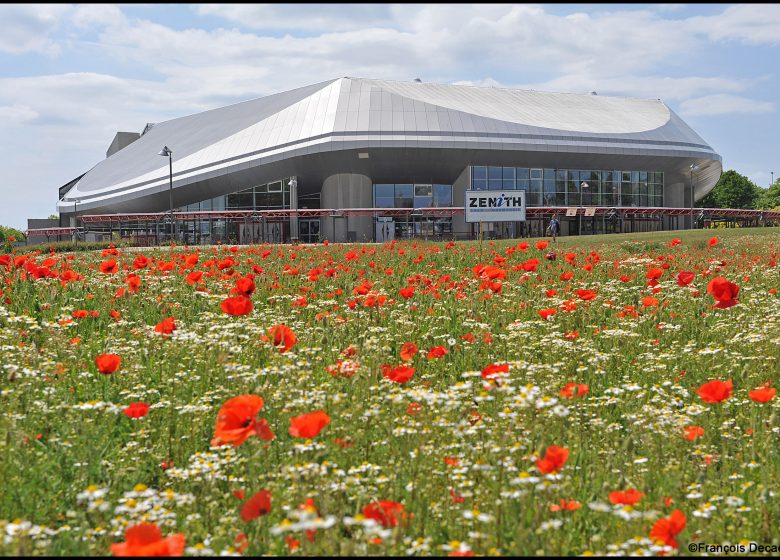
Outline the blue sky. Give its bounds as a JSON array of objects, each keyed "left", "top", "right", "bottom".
[{"left": 1, "top": 3, "right": 778, "bottom": 229}]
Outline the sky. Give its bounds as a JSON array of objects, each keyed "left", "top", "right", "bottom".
[{"left": 1, "top": 3, "right": 779, "bottom": 230}]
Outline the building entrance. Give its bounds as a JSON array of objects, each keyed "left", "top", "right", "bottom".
[{"left": 375, "top": 217, "right": 395, "bottom": 242}]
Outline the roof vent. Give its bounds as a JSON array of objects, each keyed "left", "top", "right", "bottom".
[
  {"left": 589, "top": 91, "right": 598, "bottom": 95},
  {"left": 413, "top": 78, "right": 422, "bottom": 83}
]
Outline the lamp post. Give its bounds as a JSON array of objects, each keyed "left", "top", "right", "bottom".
[
  {"left": 580, "top": 181, "right": 589, "bottom": 236},
  {"left": 288, "top": 177, "right": 298, "bottom": 243},
  {"left": 158, "top": 146, "right": 174, "bottom": 242},
  {"left": 689, "top": 164, "right": 699, "bottom": 229},
  {"left": 73, "top": 198, "right": 80, "bottom": 245}
]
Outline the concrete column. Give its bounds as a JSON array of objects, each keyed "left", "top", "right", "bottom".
[
  {"left": 320, "top": 173, "right": 373, "bottom": 242},
  {"left": 451, "top": 167, "right": 470, "bottom": 238}
]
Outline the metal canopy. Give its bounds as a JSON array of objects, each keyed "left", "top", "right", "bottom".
[{"left": 68, "top": 206, "right": 780, "bottom": 224}]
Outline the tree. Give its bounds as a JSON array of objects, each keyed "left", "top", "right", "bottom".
[
  {"left": 696, "top": 170, "right": 760, "bottom": 209},
  {"left": 0, "top": 225, "right": 27, "bottom": 246},
  {"left": 48, "top": 214, "right": 59, "bottom": 220},
  {"left": 755, "top": 178, "right": 780, "bottom": 210}
]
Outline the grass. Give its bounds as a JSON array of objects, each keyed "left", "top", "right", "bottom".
[{"left": 0, "top": 227, "right": 778, "bottom": 556}]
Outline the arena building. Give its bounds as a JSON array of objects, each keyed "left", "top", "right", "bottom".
[{"left": 54, "top": 77, "right": 724, "bottom": 244}]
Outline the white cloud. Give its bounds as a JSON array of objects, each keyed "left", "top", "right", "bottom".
[
  {"left": 678, "top": 94, "right": 775, "bottom": 117},
  {"left": 689, "top": 4, "right": 780, "bottom": 45},
  {"left": 0, "top": 104, "right": 39, "bottom": 123},
  {"left": 0, "top": 4, "right": 70, "bottom": 56},
  {"left": 195, "top": 4, "right": 398, "bottom": 32},
  {"left": 515, "top": 74, "right": 747, "bottom": 101}
]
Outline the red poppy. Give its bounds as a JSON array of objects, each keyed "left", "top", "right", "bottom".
[
  {"left": 575, "top": 289, "right": 597, "bottom": 301},
  {"left": 126, "top": 274, "right": 141, "bottom": 293},
  {"left": 536, "top": 445, "right": 569, "bottom": 474},
  {"left": 400, "top": 342, "right": 418, "bottom": 361},
  {"left": 232, "top": 276, "right": 256, "bottom": 297},
  {"left": 155, "top": 317, "right": 177, "bottom": 335},
  {"left": 186, "top": 271, "right": 203, "bottom": 285},
  {"left": 240, "top": 490, "right": 272, "bottom": 522},
  {"left": 399, "top": 287, "right": 415, "bottom": 299},
  {"left": 536, "top": 240, "right": 549, "bottom": 250},
  {"left": 684, "top": 426, "right": 704, "bottom": 441},
  {"left": 697, "top": 379, "right": 733, "bottom": 403},
  {"left": 183, "top": 253, "right": 199, "bottom": 268},
  {"left": 481, "top": 363, "right": 509, "bottom": 380},
  {"left": 268, "top": 324, "right": 296, "bottom": 352},
  {"left": 362, "top": 500, "right": 408, "bottom": 527},
  {"left": 427, "top": 345, "right": 449, "bottom": 359},
  {"left": 708, "top": 236, "right": 719, "bottom": 247},
  {"left": 212, "top": 395, "right": 274, "bottom": 447},
  {"left": 608, "top": 488, "right": 644, "bottom": 505},
  {"left": 383, "top": 364, "right": 415, "bottom": 384},
  {"left": 563, "top": 331, "right": 579, "bottom": 341},
  {"left": 706, "top": 277, "right": 739, "bottom": 308},
  {"left": 669, "top": 238, "right": 682, "bottom": 247},
  {"left": 123, "top": 402, "right": 150, "bottom": 419},
  {"left": 749, "top": 387, "right": 776, "bottom": 403},
  {"left": 450, "top": 488, "right": 465, "bottom": 505},
  {"left": 289, "top": 410, "right": 331, "bottom": 438},
  {"left": 550, "top": 499, "right": 582, "bottom": 512},
  {"left": 642, "top": 296, "right": 659, "bottom": 307},
  {"left": 110, "top": 523, "right": 185, "bottom": 556},
  {"left": 676, "top": 271, "right": 695, "bottom": 286},
  {"left": 221, "top": 295, "right": 254, "bottom": 316},
  {"left": 133, "top": 256, "right": 150, "bottom": 270},
  {"left": 538, "top": 308, "right": 557, "bottom": 320},
  {"left": 99, "top": 259, "right": 119, "bottom": 274},
  {"left": 559, "top": 383, "right": 588, "bottom": 399},
  {"left": 96, "top": 353, "right": 121, "bottom": 374},
  {"left": 650, "top": 509, "right": 686, "bottom": 548}
]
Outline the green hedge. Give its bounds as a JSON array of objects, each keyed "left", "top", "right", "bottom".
[{"left": 15, "top": 240, "right": 129, "bottom": 253}]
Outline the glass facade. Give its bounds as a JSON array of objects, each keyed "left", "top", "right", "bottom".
[
  {"left": 470, "top": 166, "right": 664, "bottom": 207},
  {"left": 373, "top": 184, "right": 453, "bottom": 208},
  {"left": 164, "top": 177, "right": 306, "bottom": 244},
  {"left": 180, "top": 179, "right": 294, "bottom": 212},
  {"left": 372, "top": 183, "right": 454, "bottom": 239}
]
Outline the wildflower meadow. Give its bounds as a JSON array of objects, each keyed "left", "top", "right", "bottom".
[{"left": 1, "top": 228, "right": 778, "bottom": 556}]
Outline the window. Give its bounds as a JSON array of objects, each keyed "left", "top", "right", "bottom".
[
  {"left": 374, "top": 184, "right": 394, "bottom": 208},
  {"left": 395, "top": 184, "right": 413, "bottom": 208},
  {"left": 433, "top": 184, "right": 452, "bottom": 207},
  {"left": 472, "top": 166, "right": 487, "bottom": 180},
  {"left": 516, "top": 168, "right": 530, "bottom": 192},
  {"left": 488, "top": 166, "right": 502, "bottom": 180},
  {"left": 268, "top": 181, "right": 282, "bottom": 192},
  {"left": 414, "top": 184, "right": 432, "bottom": 207},
  {"left": 567, "top": 174, "right": 579, "bottom": 206},
  {"left": 502, "top": 167, "right": 516, "bottom": 188}
]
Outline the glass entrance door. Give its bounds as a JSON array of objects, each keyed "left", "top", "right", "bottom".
[{"left": 375, "top": 218, "right": 395, "bottom": 242}]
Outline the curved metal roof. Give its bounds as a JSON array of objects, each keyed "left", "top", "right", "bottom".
[{"left": 58, "top": 77, "right": 722, "bottom": 213}]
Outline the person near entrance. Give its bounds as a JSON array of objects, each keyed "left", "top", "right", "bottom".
[{"left": 547, "top": 214, "right": 560, "bottom": 242}]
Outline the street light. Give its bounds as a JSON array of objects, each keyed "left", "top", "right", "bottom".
[
  {"left": 689, "top": 164, "right": 699, "bottom": 230},
  {"left": 158, "top": 146, "right": 174, "bottom": 242},
  {"left": 580, "top": 181, "right": 589, "bottom": 236},
  {"left": 73, "top": 198, "right": 80, "bottom": 245}
]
